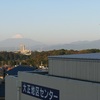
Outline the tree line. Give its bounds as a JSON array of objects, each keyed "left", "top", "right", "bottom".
[{"left": 0, "top": 49, "right": 100, "bottom": 67}]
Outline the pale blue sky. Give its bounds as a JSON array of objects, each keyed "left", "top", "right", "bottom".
[{"left": 0, "top": 0, "right": 100, "bottom": 45}]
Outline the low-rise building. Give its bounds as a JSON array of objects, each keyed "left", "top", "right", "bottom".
[
  {"left": 5, "top": 53, "right": 100, "bottom": 100},
  {"left": 16, "top": 44, "right": 31, "bottom": 55},
  {"left": 6, "top": 65, "right": 36, "bottom": 76}
]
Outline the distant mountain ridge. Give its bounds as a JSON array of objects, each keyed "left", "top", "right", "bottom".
[
  {"left": 0, "top": 38, "right": 100, "bottom": 51},
  {"left": 44, "top": 39, "right": 100, "bottom": 50},
  {"left": 0, "top": 38, "right": 40, "bottom": 47},
  {"left": 0, "top": 38, "right": 45, "bottom": 51}
]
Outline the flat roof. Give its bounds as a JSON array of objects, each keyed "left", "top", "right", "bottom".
[{"left": 48, "top": 53, "right": 100, "bottom": 60}]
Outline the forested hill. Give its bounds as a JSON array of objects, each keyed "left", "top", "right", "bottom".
[{"left": 0, "top": 49, "right": 100, "bottom": 67}]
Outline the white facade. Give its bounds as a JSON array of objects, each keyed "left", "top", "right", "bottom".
[
  {"left": 5, "top": 76, "right": 18, "bottom": 100},
  {"left": 18, "top": 44, "right": 31, "bottom": 55},
  {"left": 5, "top": 53, "right": 100, "bottom": 100}
]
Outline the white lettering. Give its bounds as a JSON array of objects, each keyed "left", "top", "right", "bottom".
[
  {"left": 27, "top": 85, "right": 31, "bottom": 94},
  {"left": 40, "top": 88, "right": 44, "bottom": 98},
  {"left": 36, "top": 87, "right": 39, "bottom": 97},
  {"left": 31, "top": 86, "right": 35, "bottom": 95},
  {"left": 23, "top": 84, "right": 26, "bottom": 92}
]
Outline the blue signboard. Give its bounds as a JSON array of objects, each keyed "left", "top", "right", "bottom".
[{"left": 22, "top": 82, "right": 59, "bottom": 100}]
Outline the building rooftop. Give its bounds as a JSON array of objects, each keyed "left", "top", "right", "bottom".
[
  {"left": 49, "top": 53, "right": 100, "bottom": 60},
  {"left": 6, "top": 65, "right": 36, "bottom": 76}
]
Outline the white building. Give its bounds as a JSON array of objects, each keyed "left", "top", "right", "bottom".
[
  {"left": 5, "top": 53, "right": 100, "bottom": 100},
  {"left": 18, "top": 44, "right": 31, "bottom": 55}
]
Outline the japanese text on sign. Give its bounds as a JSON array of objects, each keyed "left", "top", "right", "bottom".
[{"left": 22, "top": 82, "right": 59, "bottom": 100}]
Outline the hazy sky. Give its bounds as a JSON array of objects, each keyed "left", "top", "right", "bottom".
[{"left": 0, "top": 0, "right": 100, "bottom": 45}]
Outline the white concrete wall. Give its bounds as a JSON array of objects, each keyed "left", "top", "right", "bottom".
[
  {"left": 5, "top": 76, "right": 18, "bottom": 100},
  {"left": 18, "top": 72, "right": 100, "bottom": 100},
  {"left": 5, "top": 71, "right": 100, "bottom": 100}
]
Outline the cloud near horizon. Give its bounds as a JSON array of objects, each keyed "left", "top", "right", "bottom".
[{"left": 12, "top": 34, "right": 24, "bottom": 39}]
